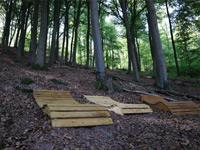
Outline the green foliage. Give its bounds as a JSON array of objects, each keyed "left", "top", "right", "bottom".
[
  {"left": 21, "top": 78, "right": 34, "bottom": 85},
  {"left": 16, "top": 86, "right": 33, "bottom": 93},
  {"left": 50, "top": 78, "right": 62, "bottom": 84}
]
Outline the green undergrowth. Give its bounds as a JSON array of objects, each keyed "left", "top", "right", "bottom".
[
  {"left": 50, "top": 78, "right": 68, "bottom": 86},
  {"left": 16, "top": 86, "right": 33, "bottom": 93},
  {"left": 21, "top": 78, "right": 34, "bottom": 85},
  {"left": 32, "top": 64, "right": 48, "bottom": 71}
]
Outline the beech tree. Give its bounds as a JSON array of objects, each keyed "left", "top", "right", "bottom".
[
  {"left": 119, "top": 0, "right": 140, "bottom": 82},
  {"left": 146, "top": 0, "right": 169, "bottom": 89},
  {"left": 90, "top": 0, "right": 106, "bottom": 81},
  {"left": 35, "top": 0, "right": 48, "bottom": 68},
  {"left": 29, "top": 0, "right": 39, "bottom": 66}
]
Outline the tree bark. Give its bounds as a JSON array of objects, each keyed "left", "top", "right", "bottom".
[
  {"left": 35, "top": 0, "right": 48, "bottom": 68},
  {"left": 17, "top": 1, "right": 27, "bottom": 62},
  {"left": 14, "top": 15, "right": 21, "bottom": 48},
  {"left": 146, "top": 0, "right": 169, "bottom": 89},
  {"left": 72, "top": 0, "right": 82, "bottom": 67},
  {"left": 3, "top": 0, "right": 13, "bottom": 53},
  {"left": 85, "top": 0, "right": 90, "bottom": 69},
  {"left": 90, "top": 0, "right": 106, "bottom": 81},
  {"left": 29, "top": 0, "right": 39, "bottom": 66},
  {"left": 119, "top": 0, "right": 140, "bottom": 81},
  {"left": 65, "top": 0, "right": 70, "bottom": 65},
  {"left": 48, "top": 0, "right": 60, "bottom": 67},
  {"left": 165, "top": 0, "right": 180, "bottom": 76}
]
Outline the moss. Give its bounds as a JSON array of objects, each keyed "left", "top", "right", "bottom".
[
  {"left": 32, "top": 64, "right": 48, "bottom": 71},
  {"left": 50, "top": 78, "right": 62, "bottom": 84},
  {"left": 21, "top": 78, "right": 34, "bottom": 85},
  {"left": 95, "top": 81, "right": 105, "bottom": 90},
  {"left": 16, "top": 86, "right": 33, "bottom": 93}
]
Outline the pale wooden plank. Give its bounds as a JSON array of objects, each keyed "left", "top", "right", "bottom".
[
  {"left": 47, "top": 104, "right": 101, "bottom": 107},
  {"left": 33, "top": 89, "right": 68, "bottom": 93},
  {"left": 118, "top": 104, "right": 150, "bottom": 109},
  {"left": 50, "top": 111, "right": 110, "bottom": 118},
  {"left": 52, "top": 118, "right": 113, "bottom": 127},
  {"left": 48, "top": 106, "right": 107, "bottom": 111},
  {"left": 172, "top": 111, "right": 200, "bottom": 115},
  {"left": 121, "top": 108, "right": 153, "bottom": 114}
]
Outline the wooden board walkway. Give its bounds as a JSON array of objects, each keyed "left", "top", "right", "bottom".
[
  {"left": 140, "top": 94, "right": 200, "bottom": 115},
  {"left": 84, "top": 95, "right": 153, "bottom": 115},
  {"left": 33, "top": 89, "right": 113, "bottom": 127}
]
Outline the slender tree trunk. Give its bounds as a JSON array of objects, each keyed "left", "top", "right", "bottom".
[
  {"left": 14, "top": 16, "right": 21, "bottom": 48},
  {"left": 136, "top": 37, "right": 141, "bottom": 72},
  {"left": 9, "top": 23, "right": 16, "bottom": 46},
  {"left": 65, "top": 0, "right": 70, "bottom": 65},
  {"left": 17, "top": 1, "right": 27, "bottom": 62},
  {"left": 90, "top": 0, "right": 106, "bottom": 81},
  {"left": 72, "top": 0, "right": 82, "bottom": 67},
  {"left": 165, "top": 0, "right": 180, "bottom": 76},
  {"left": 21, "top": 3, "right": 31, "bottom": 56},
  {"left": 119, "top": 0, "right": 140, "bottom": 81},
  {"left": 70, "top": 28, "right": 75, "bottom": 64},
  {"left": 146, "top": 0, "right": 169, "bottom": 89},
  {"left": 60, "top": 7, "right": 67, "bottom": 65},
  {"left": 3, "top": 0, "right": 13, "bottom": 53},
  {"left": 48, "top": 0, "right": 60, "bottom": 67},
  {"left": 29, "top": 0, "right": 39, "bottom": 66},
  {"left": 85, "top": 0, "right": 90, "bottom": 69},
  {"left": 44, "top": 0, "right": 50, "bottom": 63},
  {"left": 35, "top": 0, "right": 48, "bottom": 67}
]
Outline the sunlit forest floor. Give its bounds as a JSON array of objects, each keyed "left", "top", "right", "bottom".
[{"left": 0, "top": 45, "right": 200, "bottom": 149}]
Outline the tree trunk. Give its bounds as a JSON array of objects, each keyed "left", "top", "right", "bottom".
[
  {"left": 48, "top": 0, "right": 60, "bottom": 67},
  {"left": 119, "top": 0, "right": 140, "bottom": 81},
  {"left": 146, "top": 0, "right": 169, "bottom": 89},
  {"left": 17, "top": 1, "right": 27, "bottom": 62},
  {"left": 29, "top": 0, "right": 39, "bottom": 66},
  {"left": 85, "top": 0, "right": 90, "bottom": 69},
  {"left": 72, "top": 0, "right": 82, "bottom": 67},
  {"left": 65, "top": 0, "right": 70, "bottom": 65},
  {"left": 14, "top": 15, "right": 21, "bottom": 48},
  {"left": 165, "top": 0, "right": 180, "bottom": 76},
  {"left": 3, "top": 0, "right": 13, "bottom": 53},
  {"left": 35, "top": 0, "right": 48, "bottom": 68},
  {"left": 9, "top": 22, "right": 16, "bottom": 46},
  {"left": 90, "top": 0, "right": 106, "bottom": 81}
]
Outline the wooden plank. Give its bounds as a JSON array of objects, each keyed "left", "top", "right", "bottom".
[
  {"left": 37, "top": 101, "right": 78, "bottom": 108},
  {"left": 118, "top": 104, "right": 150, "bottom": 109},
  {"left": 172, "top": 111, "right": 200, "bottom": 115},
  {"left": 50, "top": 111, "right": 110, "bottom": 118},
  {"left": 47, "top": 104, "right": 101, "bottom": 107},
  {"left": 52, "top": 118, "right": 113, "bottom": 127},
  {"left": 34, "top": 97, "right": 74, "bottom": 100},
  {"left": 121, "top": 108, "right": 153, "bottom": 114},
  {"left": 170, "top": 108, "right": 200, "bottom": 112},
  {"left": 48, "top": 106, "right": 107, "bottom": 111},
  {"left": 33, "top": 89, "right": 68, "bottom": 93}
]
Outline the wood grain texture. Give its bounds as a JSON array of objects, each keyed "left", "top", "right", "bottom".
[
  {"left": 52, "top": 118, "right": 113, "bottom": 127},
  {"left": 140, "top": 94, "right": 200, "bottom": 115}
]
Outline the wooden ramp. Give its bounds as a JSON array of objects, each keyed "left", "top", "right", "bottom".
[
  {"left": 33, "top": 89, "right": 113, "bottom": 127},
  {"left": 84, "top": 95, "right": 153, "bottom": 115},
  {"left": 140, "top": 94, "right": 200, "bottom": 115}
]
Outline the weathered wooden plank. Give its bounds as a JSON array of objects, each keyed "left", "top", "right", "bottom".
[
  {"left": 170, "top": 108, "right": 200, "bottom": 112},
  {"left": 52, "top": 118, "right": 113, "bottom": 127},
  {"left": 121, "top": 108, "right": 153, "bottom": 114},
  {"left": 172, "top": 111, "right": 200, "bottom": 115},
  {"left": 48, "top": 106, "right": 107, "bottom": 111},
  {"left": 50, "top": 111, "right": 110, "bottom": 118},
  {"left": 37, "top": 101, "right": 78, "bottom": 108}
]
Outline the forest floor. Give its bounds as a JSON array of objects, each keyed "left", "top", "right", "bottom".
[{"left": 0, "top": 45, "right": 200, "bottom": 150}]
